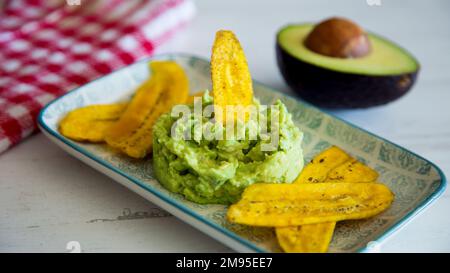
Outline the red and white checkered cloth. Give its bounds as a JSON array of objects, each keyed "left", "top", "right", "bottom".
[{"left": 0, "top": 0, "right": 195, "bottom": 154}]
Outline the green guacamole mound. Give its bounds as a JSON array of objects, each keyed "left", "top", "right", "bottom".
[{"left": 152, "top": 91, "right": 304, "bottom": 204}]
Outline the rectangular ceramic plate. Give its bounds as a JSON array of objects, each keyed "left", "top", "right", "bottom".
[{"left": 38, "top": 53, "right": 446, "bottom": 253}]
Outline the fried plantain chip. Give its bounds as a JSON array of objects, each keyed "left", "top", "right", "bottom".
[
  {"left": 211, "top": 30, "right": 253, "bottom": 122},
  {"left": 325, "top": 159, "right": 379, "bottom": 183},
  {"left": 276, "top": 147, "right": 381, "bottom": 252},
  {"left": 59, "top": 104, "right": 128, "bottom": 142},
  {"left": 276, "top": 222, "right": 336, "bottom": 253},
  {"left": 227, "top": 182, "right": 394, "bottom": 227},
  {"left": 276, "top": 146, "right": 350, "bottom": 252},
  {"left": 105, "top": 61, "right": 189, "bottom": 158},
  {"left": 295, "top": 146, "right": 351, "bottom": 183}
]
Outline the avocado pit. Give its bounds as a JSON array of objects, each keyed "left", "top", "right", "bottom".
[{"left": 304, "top": 17, "right": 371, "bottom": 59}]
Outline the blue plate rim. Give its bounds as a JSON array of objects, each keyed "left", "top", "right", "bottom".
[{"left": 37, "top": 52, "right": 447, "bottom": 253}]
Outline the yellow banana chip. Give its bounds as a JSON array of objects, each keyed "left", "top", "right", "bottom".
[
  {"left": 59, "top": 104, "right": 128, "bottom": 142},
  {"left": 276, "top": 222, "right": 336, "bottom": 253},
  {"left": 276, "top": 146, "right": 350, "bottom": 253},
  {"left": 227, "top": 182, "right": 394, "bottom": 227},
  {"left": 295, "top": 146, "right": 351, "bottom": 183},
  {"left": 105, "top": 61, "right": 189, "bottom": 158},
  {"left": 211, "top": 30, "right": 253, "bottom": 122},
  {"left": 325, "top": 159, "right": 379, "bottom": 183},
  {"left": 276, "top": 147, "right": 380, "bottom": 252}
]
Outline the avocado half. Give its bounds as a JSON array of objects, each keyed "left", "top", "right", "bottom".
[{"left": 276, "top": 24, "right": 420, "bottom": 108}]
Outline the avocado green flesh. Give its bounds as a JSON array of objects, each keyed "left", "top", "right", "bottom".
[
  {"left": 152, "top": 92, "right": 304, "bottom": 204},
  {"left": 277, "top": 24, "right": 419, "bottom": 76}
]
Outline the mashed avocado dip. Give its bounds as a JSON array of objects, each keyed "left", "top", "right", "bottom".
[{"left": 153, "top": 91, "right": 304, "bottom": 204}]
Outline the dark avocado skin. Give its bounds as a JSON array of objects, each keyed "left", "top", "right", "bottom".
[{"left": 276, "top": 43, "right": 418, "bottom": 108}]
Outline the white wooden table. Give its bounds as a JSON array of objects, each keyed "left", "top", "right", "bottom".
[{"left": 1, "top": 0, "right": 449, "bottom": 252}]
